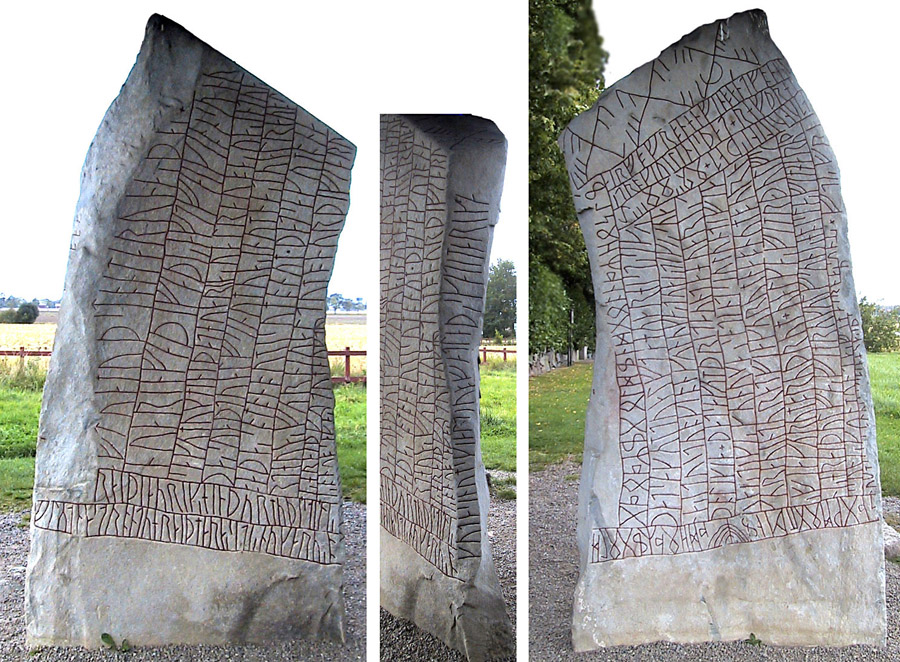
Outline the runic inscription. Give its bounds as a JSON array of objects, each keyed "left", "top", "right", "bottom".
[
  {"left": 560, "top": 17, "right": 877, "bottom": 564},
  {"left": 33, "top": 61, "right": 354, "bottom": 564},
  {"left": 380, "top": 115, "right": 504, "bottom": 577}
]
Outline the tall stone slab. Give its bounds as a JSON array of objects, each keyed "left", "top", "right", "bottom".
[
  {"left": 559, "top": 10, "right": 884, "bottom": 649},
  {"left": 380, "top": 115, "right": 513, "bottom": 660},
  {"left": 25, "top": 15, "right": 356, "bottom": 647}
]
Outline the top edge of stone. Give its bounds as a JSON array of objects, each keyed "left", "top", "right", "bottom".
[
  {"left": 557, "top": 9, "right": 790, "bottom": 175},
  {"left": 596, "top": 8, "right": 770, "bottom": 109},
  {"left": 559, "top": 8, "right": 775, "bottom": 153},
  {"left": 389, "top": 114, "right": 507, "bottom": 152},
  {"left": 142, "top": 14, "right": 356, "bottom": 153}
]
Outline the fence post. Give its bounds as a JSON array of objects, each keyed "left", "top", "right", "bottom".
[
  {"left": 502, "top": 347, "right": 507, "bottom": 362},
  {"left": 345, "top": 347, "right": 351, "bottom": 382},
  {"left": 18, "top": 346, "right": 25, "bottom": 373}
]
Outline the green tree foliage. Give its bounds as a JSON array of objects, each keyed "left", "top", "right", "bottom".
[
  {"left": 16, "top": 303, "right": 38, "bottom": 324},
  {"left": 529, "top": 261, "right": 569, "bottom": 352},
  {"left": 0, "top": 303, "right": 39, "bottom": 324},
  {"left": 484, "top": 259, "right": 517, "bottom": 339},
  {"left": 326, "top": 293, "right": 366, "bottom": 313},
  {"left": 529, "top": 0, "right": 606, "bottom": 353},
  {"left": 327, "top": 293, "right": 344, "bottom": 313},
  {"left": 859, "top": 297, "right": 900, "bottom": 353}
]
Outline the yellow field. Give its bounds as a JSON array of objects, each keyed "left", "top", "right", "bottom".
[
  {"left": 0, "top": 324, "right": 56, "bottom": 350},
  {"left": 325, "top": 322, "right": 367, "bottom": 376},
  {"left": 0, "top": 322, "right": 367, "bottom": 376}
]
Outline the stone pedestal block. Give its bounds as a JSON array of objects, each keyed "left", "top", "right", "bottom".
[
  {"left": 25, "top": 14, "right": 355, "bottom": 648},
  {"left": 559, "top": 10, "right": 884, "bottom": 649},
  {"left": 380, "top": 114, "right": 513, "bottom": 661}
]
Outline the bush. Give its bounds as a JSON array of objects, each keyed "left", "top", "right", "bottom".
[
  {"left": 860, "top": 297, "right": 900, "bottom": 353},
  {"left": 0, "top": 303, "right": 39, "bottom": 325}
]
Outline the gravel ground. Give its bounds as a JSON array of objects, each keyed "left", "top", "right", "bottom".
[
  {"left": 380, "top": 488, "right": 517, "bottom": 661},
  {"left": 530, "top": 460, "right": 900, "bottom": 661},
  {"left": 882, "top": 496, "right": 900, "bottom": 528},
  {"left": 0, "top": 503, "right": 366, "bottom": 661}
]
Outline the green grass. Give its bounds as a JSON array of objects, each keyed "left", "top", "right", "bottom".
[
  {"left": 529, "top": 362, "right": 592, "bottom": 470},
  {"left": 0, "top": 387, "right": 42, "bottom": 460},
  {"left": 871, "top": 353, "right": 900, "bottom": 495},
  {"left": 0, "top": 359, "right": 47, "bottom": 392},
  {"left": 334, "top": 383, "right": 366, "bottom": 503},
  {"left": 480, "top": 361, "right": 516, "bottom": 473},
  {"left": 0, "top": 364, "right": 44, "bottom": 511},
  {"left": 0, "top": 457, "right": 34, "bottom": 512}
]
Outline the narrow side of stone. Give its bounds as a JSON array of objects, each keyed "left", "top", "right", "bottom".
[
  {"left": 380, "top": 114, "right": 512, "bottom": 661},
  {"left": 560, "top": 10, "right": 884, "bottom": 648},
  {"left": 26, "top": 14, "right": 355, "bottom": 647}
]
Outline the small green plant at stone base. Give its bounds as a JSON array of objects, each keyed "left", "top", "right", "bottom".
[
  {"left": 100, "top": 633, "right": 131, "bottom": 653},
  {"left": 745, "top": 633, "right": 762, "bottom": 646}
]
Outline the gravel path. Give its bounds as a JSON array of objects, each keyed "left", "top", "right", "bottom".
[
  {"left": 0, "top": 503, "right": 366, "bottom": 661},
  {"left": 380, "top": 490, "right": 517, "bottom": 661},
  {"left": 530, "top": 460, "right": 900, "bottom": 661}
]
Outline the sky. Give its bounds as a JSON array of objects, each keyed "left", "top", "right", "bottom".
[
  {"left": 594, "top": 2, "right": 900, "bottom": 306},
  {"left": 0, "top": 1, "right": 527, "bottom": 303}
]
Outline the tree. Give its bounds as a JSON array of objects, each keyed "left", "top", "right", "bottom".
[
  {"left": 484, "top": 260, "right": 516, "bottom": 339},
  {"left": 859, "top": 297, "right": 900, "bottom": 353},
  {"left": 0, "top": 302, "right": 39, "bottom": 324},
  {"left": 327, "top": 293, "right": 344, "bottom": 313},
  {"left": 529, "top": 0, "right": 607, "bottom": 353},
  {"left": 16, "top": 303, "right": 39, "bottom": 324}
]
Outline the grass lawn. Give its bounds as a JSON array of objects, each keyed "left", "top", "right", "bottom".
[
  {"left": 871, "top": 353, "right": 900, "bottom": 495},
  {"left": 0, "top": 384, "right": 42, "bottom": 512},
  {"left": 529, "top": 355, "right": 900, "bottom": 498},
  {"left": 529, "top": 362, "right": 592, "bottom": 471},
  {"left": 334, "top": 384, "right": 366, "bottom": 503},
  {"left": 0, "top": 387, "right": 41, "bottom": 459},
  {"left": 0, "top": 382, "right": 368, "bottom": 510},
  {"left": 0, "top": 458, "right": 33, "bottom": 512},
  {"left": 481, "top": 359, "right": 516, "bottom": 473}
]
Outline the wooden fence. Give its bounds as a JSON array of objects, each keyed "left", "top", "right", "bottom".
[
  {"left": 479, "top": 346, "right": 517, "bottom": 363},
  {"left": 1, "top": 346, "right": 368, "bottom": 385},
  {"left": 2, "top": 345, "right": 514, "bottom": 383},
  {"left": 0, "top": 347, "right": 52, "bottom": 359},
  {"left": 331, "top": 346, "right": 367, "bottom": 384}
]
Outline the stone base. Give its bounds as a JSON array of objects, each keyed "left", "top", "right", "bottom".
[
  {"left": 572, "top": 522, "right": 885, "bottom": 650},
  {"left": 381, "top": 529, "right": 512, "bottom": 661},
  {"left": 26, "top": 529, "right": 345, "bottom": 648}
]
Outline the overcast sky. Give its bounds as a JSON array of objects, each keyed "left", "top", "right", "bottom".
[
  {"left": 0, "top": 1, "right": 527, "bottom": 303},
  {"left": 595, "top": 2, "right": 900, "bottom": 306}
]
